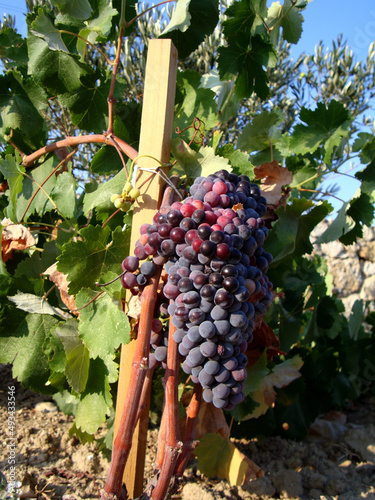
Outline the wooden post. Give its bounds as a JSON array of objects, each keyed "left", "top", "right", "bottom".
[{"left": 113, "top": 39, "right": 178, "bottom": 498}]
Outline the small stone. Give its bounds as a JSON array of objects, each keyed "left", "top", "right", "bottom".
[
  {"left": 360, "top": 275, "right": 375, "bottom": 301},
  {"left": 328, "top": 257, "right": 363, "bottom": 295},
  {"left": 321, "top": 241, "right": 345, "bottom": 258},
  {"left": 34, "top": 402, "right": 58, "bottom": 412},
  {"left": 240, "top": 476, "right": 276, "bottom": 497},
  {"left": 362, "top": 226, "right": 375, "bottom": 241},
  {"left": 363, "top": 261, "right": 375, "bottom": 277},
  {"left": 359, "top": 241, "right": 375, "bottom": 261},
  {"left": 343, "top": 425, "right": 375, "bottom": 464},
  {"left": 271, "top": 469, "right": 303, "bottom": 498},
  {"left": 181, "top": 482, "right": 215, "bottom": 500},
  {"left": 325, "top": 477, "right": 347, "bottom": 496}
]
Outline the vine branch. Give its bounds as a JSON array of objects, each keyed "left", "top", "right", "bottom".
[{"left": 22, "top": 134, "right": 138, "bottom": 167}]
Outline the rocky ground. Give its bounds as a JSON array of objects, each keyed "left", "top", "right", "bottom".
[{"left": 1, "top": 363, "right": 375, "bottom": 500}]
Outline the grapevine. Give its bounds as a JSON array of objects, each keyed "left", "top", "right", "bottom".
[{"left": 102, "top": 167, "right": 275, "bottom": 498}]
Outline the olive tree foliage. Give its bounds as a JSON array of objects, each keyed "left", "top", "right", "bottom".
[{"left": 5, "top": 1, "right": 375, "bottom": 186}]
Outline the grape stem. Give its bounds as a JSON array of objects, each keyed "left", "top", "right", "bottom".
[
  {"left": 150, "top": 320, "right": 183, "bottom": 500},
  {"left": 102, "top": 266, "right": 162, "bottom": 499},
  {"left": 174, "top": 383, "right": 202, "bottom": 477}
]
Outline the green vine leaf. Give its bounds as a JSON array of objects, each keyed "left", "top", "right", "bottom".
[
  {"left": 51, "top": 0, "right": 93, "bottom": 20},
  {"left": 57, "top": 225, "right": 130, "bottom": 295},
  {"left": 217, "top": 144, "right": 254, "bottom": 179},
  {"left": 0, "top": 313, "right": 59, "bottom": 393},
  {"left": 160, "top": 0, "right": 219, "bottom": 59},
  {"left": 265, "top": 198, "right": 332, "bottom": 263},
  {"left": 82, "top": 167, "right": 130, "bottom": 222},
  {"left": 85, "top": 0, "right": 118, "bottom": 39},
  {"left": 76, "top": 284, "right": 130, "bottom": 360},
  {"left": 75, "top": 357, "right": 112, "bottom": 434},
  {"left": 288, "top": 100, "right": 352, "bottom": 164},
  {"left": 194, "top": 433, "right": 262, "bottom": 485},
  {"left": 30, "top": 9, "right": 70, "bottom": 52},
  {"left": 14, "top": 156, "right": 60, "bottom": 222},
  {"left": 0, "top": 71, "right": 48, "bottom": 152},
  {"left": 54, "top": 319, "right": 90, "bottom": 393},
  {"left": 237, "top": 109, "right": 284, "bottom": 152},
  {"left": 0, "top": 27, "right": 28, "bottom": 71},
  {"left": 171, "top": 140, "right": 231, "bottom": 181},
  {"left": 161, "top": 0, "right": 191, "bottom": 33},
  {"left": 0, "top": 155, "right": 25, "bottom": 221},
  {"left": 315, "top": 202, "right": 355, "bottom": 244},
  {"left": 174, "top": 70, "right": 217, "bottom": 141},
  {"left": 59, "top": 71, "right": 126, "bottom": 133},
  {"left": 8, "top": 292, "right": 71, "bottom": 320},
  {"left": 27, "top": 31, "right": 90, "bottom": 94},
  {"left": 218, "top": 33, "right": 277, "bottom": 100},
  {"left": 267, "top": 0, "right": 305, "bottom": 45}
]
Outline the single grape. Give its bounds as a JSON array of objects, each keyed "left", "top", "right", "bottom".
[
  {"left": 154, "top": 346, "right": 168, "bottom": 362},
  {"left": 202, "top": 388, "right": 213, "bottom": 403},
  {"left": 122, "top": 256, "right": 139, "bottom": 273},
  {"left": 200, "top": 341, "right": 217, "bottom": 358},
  {"left": 189, "top": 308, "right": 206, "bottom": 325},
  {"left": 204, "top": 360, "right": 220, "bottom": 375},
  {"left": 187, "top": 347, "right": 205, "bottom": 367},
  {"left": 213, "top": 383, "right": 230, "bottom": 400},
  {"left": 198, "top": 369, "right": 214, "bottom": 388},
  {"left": 174, "top": 329, "right": 186, "bottom": 343},
  {"left": 199, "top": 321, "right": 216, "bottom": 339},
  {"left": 140, "top": 261, "right": 156, "bottom": 277}
]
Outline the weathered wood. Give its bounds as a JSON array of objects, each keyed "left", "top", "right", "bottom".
[{"left": 113, "top": 39, "right": 178, "bottom": 498}]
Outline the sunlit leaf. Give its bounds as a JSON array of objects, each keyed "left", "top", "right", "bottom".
[{"left": 194, "top": 433, "right": 263, "bottom": 485}]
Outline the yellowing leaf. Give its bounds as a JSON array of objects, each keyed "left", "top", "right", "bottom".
[
  {"left": 246, "top": 355, "right": 303, "bottom": 419},
  {"left": 194, "top": 433, "right": 263, "bottom": 486}
]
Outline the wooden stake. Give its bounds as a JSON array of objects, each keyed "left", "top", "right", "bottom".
[{"left": 114, "top": 39, "right": 177, "bottom": 498}]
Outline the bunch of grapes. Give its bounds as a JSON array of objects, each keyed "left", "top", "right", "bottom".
[{"left": 120, "top": 169, "right": 274, "bottom": 410}]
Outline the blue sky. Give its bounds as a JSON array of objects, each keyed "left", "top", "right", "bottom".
[{"left": 2, "top": 0, "right": 374, "bottom": 211}]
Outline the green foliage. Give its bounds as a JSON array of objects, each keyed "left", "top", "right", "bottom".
[
  {"left": 0, "top": 0, "right": 374, "bottom": 456},
  {"left": 160, "top": 0, "right": 219, "bottom": 59}
]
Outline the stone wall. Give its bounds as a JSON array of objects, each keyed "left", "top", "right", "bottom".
[{"left": 312, "top": 223, "right": 375, "bottom": 315}]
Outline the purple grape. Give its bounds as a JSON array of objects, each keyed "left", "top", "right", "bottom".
[
  {"left": 189, "top": 308, "right": 206, "bottom": 325},
  {"left": 140, "top": 261, "right": 156, "bottom": 277},
  {"left": 154, "top": 346, "right": 168, "bottom": 362},
  {"left": 174, "top": 329, "right": 186, "bottom": 343},
  {"left": 202, "top": 388, "right": 213, "bottom": 403},
  {"left": 198, "top": 369, "right": 214, "bottom": 388},
  {"left": 122, "top": 256, "right": 139, "bottom": 273},
  {"left": 199, "top": 321, "right": 216, "bottom": 339},
  {"left": 213, "top": 383, "right": 230, "bottom": 400},
  {"left": 200, "top": 341, "right": 217, "bottom": 358},
  {"left": 212, "top": 396, "right": 228, "bottom": 409},
  {"left": 186, "top": 347, "right": 205, "bottom": 368},
  {"left": 204, "top": 360, "right": 220, "bottom": 375}
]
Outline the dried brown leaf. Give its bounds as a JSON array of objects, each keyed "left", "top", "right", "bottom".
[
  {"left": 254, "top": 161, "right": 293, "bottom": 205},
  {"left": 43, "top": 263, "right": 78, "bottom": 316},
  {"left": 127, "top": 294, "right": 142, "bottom": 320},
  {"left": 1, "top": 218, "right": 36, "bottom": 262}
]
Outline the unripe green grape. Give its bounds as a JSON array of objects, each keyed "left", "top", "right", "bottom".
[
  {"left": 114, "top": 197, "right": 125, "bottom": 209},
  {"left": 129, "top": 187, "right": 141, "bottom": 199},
  {"left": 124, "top": 181, "right": 132, "bottom": 193},
  {"left": 120, "top": 200, "right": 131, "bottom": 212},
  {"left": 111, "top": 193, "right": 121, "bottom": 203}
]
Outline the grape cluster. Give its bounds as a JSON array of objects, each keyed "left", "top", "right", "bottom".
[{"left": 120, "top": 169, "right": 274, "bottom": 410}]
